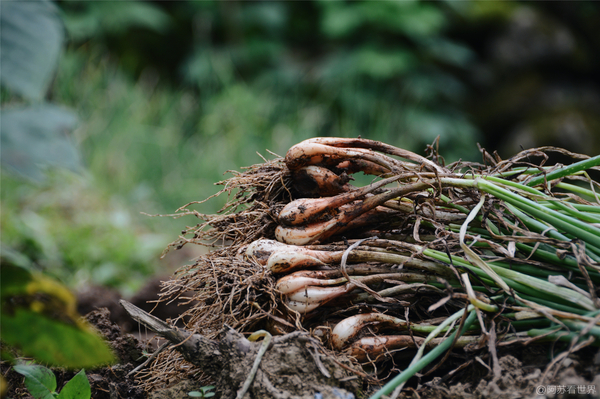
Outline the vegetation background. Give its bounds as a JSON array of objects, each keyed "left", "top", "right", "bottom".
[{"left": 2, "top": 0, "right": 600, "bottom": 298}]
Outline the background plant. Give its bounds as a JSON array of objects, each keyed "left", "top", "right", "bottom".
[
  {"left": 13, "top": 364, "right": 91, "bottom": 399},
  {"left": 188, "top": 385, "right": 215, "bottom": 398},
  {"left": 0, "top": 1, "right": 115, "bottom": 378},
  {"left": 2, "top": 0, "right": 600, "bottom": 304}
]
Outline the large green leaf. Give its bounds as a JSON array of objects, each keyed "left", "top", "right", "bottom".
[
  {"left": 58, "top": 369, "right": 90, "bottom": 399},
  {"left": 13, "top": 364, "right": 57, "bottom": 399},
  {"left": 0, "top": 263, "right": 33, "bottom": 298},
  {"left": 320, "top": 1, "right": 446, "bottom": 39},
  {"left": 355, "top": 48, "right": 416, "bottom": 79},
  {"left": 0, "top": 105, "right": 80, "bottom": 180},
  {"left": 0, "top": 0, "right": 64, "bottom": 101},
  {"left": 2, "top": 308, "right": 116, "bottom": 368},
  {"left": 1, "top": 265, "right": 116, "bottom": 368},
  {"left": 62, "top": 1, "right": 171, "bottom": 42}
]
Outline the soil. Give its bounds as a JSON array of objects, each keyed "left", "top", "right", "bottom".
[
  {"left": 404, "top": 349, "right": 600, "bottom": 399},
  {"left": 3, "top": 282, "right": 600, "bottom": 399}
]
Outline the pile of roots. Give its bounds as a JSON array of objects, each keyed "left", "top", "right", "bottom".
[{"left": 140, "top": 138, "right": 600, "bottom": 396}]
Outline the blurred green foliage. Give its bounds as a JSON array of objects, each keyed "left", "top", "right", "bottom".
[
  {"left": 0, "top": 0, "right": 64, "bottom": 101},
  {"left": 0, "top": 0, "right": 80, "bottom": 180},
  {"left": 2, "top": 0, "right": 599, "bottom": 295},
  {"left": 51, "top": 0, "right": 487, "bottom": 216},
  {"left": 2, "top": 265, "right": 115, "bottom": 368},
  {"left": 59, "top": 0, "right": 483, "bottom": 162},
  {"left": 0, "top": 0, "right": 169, "bottom": 294},
  {"left": 1, "top": 173, "right": 164, "bottom": 294}
]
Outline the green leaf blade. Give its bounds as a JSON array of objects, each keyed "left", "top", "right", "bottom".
[
  {"left": 0, "top": 105, "right": 80, "bottom": 181},
  {"left": 0, "top": 0, "right": 64, "bottom": 100},
  {"left": 2, "top": 265, "right": 116, "bottom": 368},
  {"left": 13, "top": 364, "right": 57, "bottom": 399},
  {"left": 57, "top": 370, "right": 91, "bottom": 399},
  {"left": 1, "top": 308, "right": 116, "bottom": 368}
]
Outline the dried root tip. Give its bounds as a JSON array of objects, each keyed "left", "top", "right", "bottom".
[
  {"left": 331, "top": 313, "right": 407, "bottom": 351},
  {"left": 279, "top": 200, "right": 396, "bottom": 229},
  {"left": 342, "top": 206, "right": 401, "bottom": 231},
  {"left": 286, "top": 299, "right": 322, "bottom": 314},
  {"left": 285, "top": 285, "right": 354, "bottom": 314},
  {"left": 285, "top": 141, "right": 401, "bottom": 173},
  {"left": 275, "top": 206, "right": 402, "bottom": 246},
  {"left": 335, "top": 159, "right": 391, "bottom": 176},
  {"left": 268, "top": 251, "right": 326, "bottom": 273},
  {"left": 285, "top": 142, "right": 356, "bottom": 171},
  {"left": 275, "top": 221, "right": 338, "bottom": 245},
  {"left": 278, "top": 197, "right": 345, "bottom": 226},
  {"left": 346, "top": 335, "right": 423, "bottom": 362},
  {"left": 245, "top": 239, "right": 336, "bottom": 272},
  {"left": 287, "top": 285, "right": 349, "bottom": 303},
  {"left": 276, "top": 274, "right": 343, "bottom": 294},
  {"left": 300, "top": 137, "right": 445, "bottom": 174},
  {"left": 278, "top": 173, "right": 407, "bottom": 232},
  {"left": 245, "top": 239, "right": 289, "bottom": 265},
  {"left": 292, "top": 165, "right": 352, "bottom": 197},
  {"left": 346, "top": 335, "right": 477, "bottom": 362}
]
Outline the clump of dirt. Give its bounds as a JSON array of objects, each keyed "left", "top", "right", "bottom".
[
  {"left": 474, "top": 356, "right": 541, "bottom": 398},
  {"left": 120, "top": 299, "right": 362, "bottom": 399},
  {"left": 85, "top": 307, "right": 146, "bottom": 368},
  {"left": 148, "top": 379, "right": 207, "bottom": 399},
  {"left": 77, "top": 285, "right": 130, "bottom": 330},
  {"left": 75, "top": 307, "right": 148, "bottom": 399},
  {"left": 201, "top": 329, "right": 361, "bottom": 399},
  {"left": 410, "top": 350, "right": 600, "bottom": 399},
  {"left": 77, "top": 276, "right": 194, "bottom": 334}
]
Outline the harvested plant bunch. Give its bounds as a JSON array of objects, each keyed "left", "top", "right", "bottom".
[{"left": 150, "top": 138, "right": 600, "bottom": 397}]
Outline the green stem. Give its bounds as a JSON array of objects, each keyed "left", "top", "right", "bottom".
[
  {"left": 542, "top": 200, "right": 600, "bottom": 214},
  {"left": 508, "top": 318, "right": 552, "bottom": 331},
  {"left": 527, "top": 328, "right": 599, "bottom": 346},
  {"left": 561, "top": 319, "right": 600, "bottom": 338},
  {"left": 554, "top": 183, "right": 600, "bottom": 205},
  {"left": 483, "top": 175, "right": 547, "bottom": 197},
  {"left": 525, "top": 155, "right": 600, "bottom": 188},
  {"left": 549, "top": 201, "right": 600, "bottom": 223},
  {"left": 515, "top": 292, "right": 590, "bottom": 315},
  {"left": 478, "top": 180, "right": 600, "bottom": 250},
  {"left": 506, "top": 204, "right": 600, "bottom": 263},
  {"left": 438, "top": 176, "right": 600, "bottom": 251},
  {"left": 420, "top": 245, "right": 595, "bottom": 311}
]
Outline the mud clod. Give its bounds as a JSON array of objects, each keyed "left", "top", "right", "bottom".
[
  {"left": 83, "top": 308, "right": 148, "bottom": 399},
  {"left": 120, "top": 300, "right": 361, "bottom": 399}
]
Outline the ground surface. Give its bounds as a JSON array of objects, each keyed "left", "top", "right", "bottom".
[{"left": 3, "top": 282, "right": 600, "bottom": 399}]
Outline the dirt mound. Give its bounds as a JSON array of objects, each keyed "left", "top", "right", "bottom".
[
  {"left": 413, "top": 351, "right": 600, "bottom": 399},
  {"left": 4, "top": 292, "right": 600, "bottom": 399}
]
